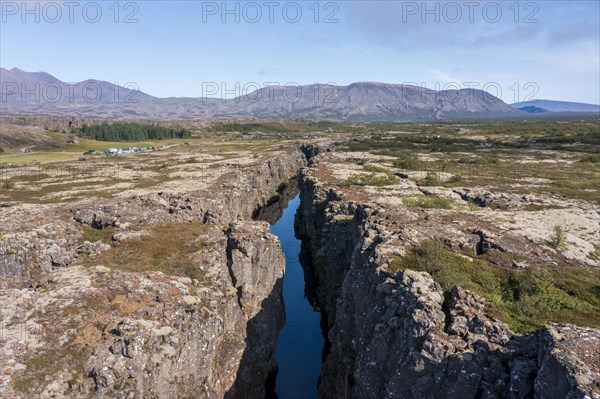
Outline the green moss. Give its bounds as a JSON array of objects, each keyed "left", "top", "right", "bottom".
[
  {"left": 402, "top": 196, "right": 454, "bottom": 209},
  {"left": 12, "top": 377, "right": 37, "bottom": 392},
  {"left": 363, "top": 164, "right": 391, "bottom": 174},
  {"left": 346, "top": 166, "right": 398, "bottom": 186},
  {"left": 13, "top": 345, "right": 89, "bottom": 393}
]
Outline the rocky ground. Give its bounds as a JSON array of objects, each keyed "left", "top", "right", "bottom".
[
  {"left": 296, "top": 143, "right": 600, "bottom": 398},
  {"left": 1, "top": 123, "right": 599, "bottom": 398},
  {"left": 0, "top": 143, "right": 305, "bottom": 398}
]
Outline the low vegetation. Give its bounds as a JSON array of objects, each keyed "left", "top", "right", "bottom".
[
  {"left": 403, "top": 196, "right": 453, "bottom": 209},
  {"left": 344, "top": 164, "right": 399, "bottom": 186},
  {"left": 390, "top": 152, "right": 421, "bottom": 171},
  {"left": 580, "top": 153, "right": 600, "bottom": 163},
  {"left": 446, "top": 174, "right": 462, "bottom": 183},
  {"left": 87, "top": 222, "right": 207, "bottom": 280},
  {"left": 418, "top": 172, "right": 442, "bottom": 186},
  {"left": 341, "top": 119, "right": 600, "bottom": 204},
  {"left": 13, "top": 344, "right": 89, "bottom": 392},
  {"left": 207, "top": 120, "right": 363, "bottom": 134},
  {"left": 210, "top": 123, "right": 253, "bottom": 133},
  {"left": 80, "top": 225, "right": 117, "bottom": 245},
  {"left": 363, "top": 164, "right": 397, "bottom": 179},
  {"left": 346, "top": 173, "right": 397, "bottom": 186},
  {"left": 2, "top": 180, "right": 14, "bottom": 189},
  {"left": 392, "top": 240, "right": 600, "bottom": 332}
]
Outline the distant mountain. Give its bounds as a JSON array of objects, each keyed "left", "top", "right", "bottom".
[
  {"left": 1, "top": 68, "right": 520, "bottom": 120},
  {"left": 0, "top": 67, "right": 155, "bottom": 107},
  {"left": 511, "top": 99, "right": 600, "bottom": 113},
  {"left": 515, "top": 106, "right": 549, "bottom": 114}
]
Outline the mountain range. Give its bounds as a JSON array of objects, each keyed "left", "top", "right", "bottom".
[
  {"left": 511, "top": 99, "right": 600, "bottom": 114},
  {"left": 1, "top": 68, "right": 597, "bottom": 120}
]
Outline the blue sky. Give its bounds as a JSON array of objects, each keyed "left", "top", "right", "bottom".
[{"left": 1, "top": 0, "right": 599, "bottom": 103}]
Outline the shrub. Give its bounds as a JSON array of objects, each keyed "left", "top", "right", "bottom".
[
  {"left": 446, "top": 174, "right": 462, "bottom": 184},
  {"left": 400, "top": 240, "right": 449, "bottom": 276},
  {"left": 548, "top": 226, "right": 567, "bottom": 249},
  {"left": 2, "top": 181, "right": 14, "bottom": 189},
  {"left": 393, "top": 154, "right": 421, "bottom": 170},
  {"left": 508, "top": 267, "right": 576, "bottom": 324},
  {"left": 513, "top": 267, "right": 554, "bottom": 298},
  {"left": 419, "top": 172, "right": 442, "bottom": 186},
  {"left": 580, "top": 154, "right": 600, "bottom": 163}
]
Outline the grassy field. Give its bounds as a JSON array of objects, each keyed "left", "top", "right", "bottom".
[
  {"left": 0, "top": 138, "right": 197, "bottom": 164},
  {"left": 0, "top": 133, "right": 297, "bottom": 204},
  {"left": 81, "top": 222, "right": 207, "bottom": 280},
  {"left": 0, "top": 152, "right": 84, "bottom": 164},
  {"left": 342, "top": 118, "right": 600, "bottom": 203}
]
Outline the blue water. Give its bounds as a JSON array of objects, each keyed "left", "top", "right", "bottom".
[{"left": 271, "top": 194, "right": 324, "bottom": 399}]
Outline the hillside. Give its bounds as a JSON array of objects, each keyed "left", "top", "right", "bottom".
[{"left": 1, "top": 68, "right": 519, "bottom": 121}]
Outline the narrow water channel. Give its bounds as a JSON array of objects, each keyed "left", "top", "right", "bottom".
[{"left": 269, "top": 194, "right": 324, "bottom": 399}]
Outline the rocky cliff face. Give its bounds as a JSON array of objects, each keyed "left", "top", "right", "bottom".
[
  {"left": 0, "top": 149, "right": 305, "bottom": 398},
  {"left": 296, "top": 165, "right": 600, "bottom": 399},
  {"left": 1, "top": 222, "right": 284, "bottom": 399}
]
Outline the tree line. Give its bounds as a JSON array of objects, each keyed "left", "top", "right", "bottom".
[{"left": 77, "top": 123, "right": 191, "bottom": 142}]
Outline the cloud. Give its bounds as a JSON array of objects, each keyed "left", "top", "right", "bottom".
[
  {"left": 429, "top": 69, "right": 462, "bottom": 83},
  {"left": 545, "top": 22, "right": 600, "bottom": 46},
  {"left": 522, "top": 41, "right": 600, "bottom": 74},
  {"left": 256, "top": 67, "right": 280, "bottom": 77}
]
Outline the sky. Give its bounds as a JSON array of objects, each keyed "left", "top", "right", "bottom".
[{"left": 1, "top": 0, "right": 599, "bottom": 104}]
